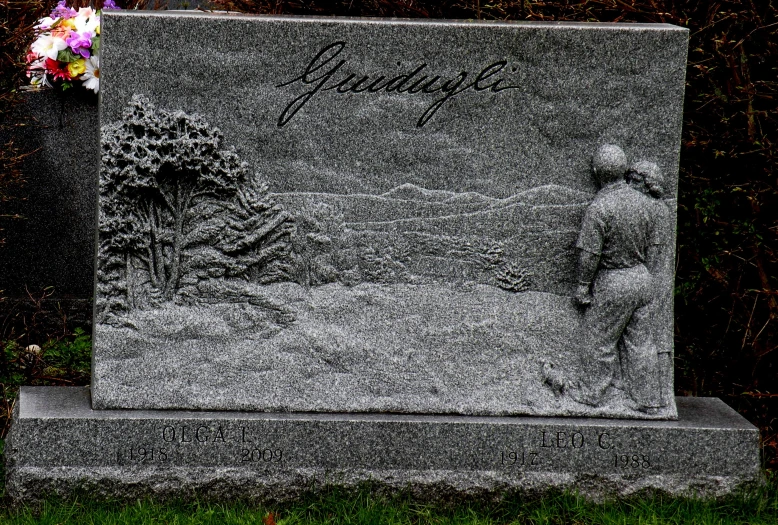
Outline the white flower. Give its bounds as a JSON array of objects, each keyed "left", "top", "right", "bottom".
[
  {"left": 30, "top": 34, "right": 68, "bottom": 60},
  {"left": 74, "top": 11, "right": 99, "bottom": 34},
  {"left": 82, "top": 55, "right": 100, "bottom": 92},
  {"left": 29, "top": 73, "right": 46, "bottom": 87},
  {"left": 27, "top": 56, "right": 46, "bottom": 87},
  {"left": 34, "top": 16, "right": 56, "bottom": 30}
]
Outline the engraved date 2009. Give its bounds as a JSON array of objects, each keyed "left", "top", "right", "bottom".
[{"left": 240, "top": 448, "right": 284, "bottom": 463}]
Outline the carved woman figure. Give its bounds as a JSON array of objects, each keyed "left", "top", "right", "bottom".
[{"left": 626, "top": 160, "right": 674, "bottom": 407}]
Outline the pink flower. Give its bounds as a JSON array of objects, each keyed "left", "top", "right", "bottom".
[
  {"left": 26, "top": 56, "right": 45, "bottom": 78},
  {"left": 51, "top": 25, "right": 73, "bottom": 40},
  {"left": 66, "top": 31, "right": 93, "bottom": 58}
]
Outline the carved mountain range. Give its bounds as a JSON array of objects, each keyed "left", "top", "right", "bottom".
[
  {"left": 272, "top": 183, "right": 591, "bottom": 225},
  {"left": 381, "top": 183, "right": 496, "bottom": 204},
  {"left": 380, "top": 183, "right": 590, "bottom": 207}
]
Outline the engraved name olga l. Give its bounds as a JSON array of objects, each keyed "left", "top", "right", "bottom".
[
  {"left": 276, "top": 41, "right": 522, "bottom": 127},
  {"left": 117, "top": 425, "right": 286, "bottom": 465}
]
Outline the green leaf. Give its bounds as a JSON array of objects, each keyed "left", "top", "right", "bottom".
[
  {"left": 91, "top": 35, "right": 100, "bottom": 54},
  {"left": 62, "top": 81, "right": 73, "bottom": 90},
  {"left": 57, "top": 49, "right": 80, "bottom": 63}
]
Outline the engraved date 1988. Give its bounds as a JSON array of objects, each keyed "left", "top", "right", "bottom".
[{"left": 614, "top": 454, "right": 651, "bottom": 469}]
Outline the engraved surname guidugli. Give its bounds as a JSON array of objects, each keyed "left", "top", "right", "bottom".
[{"left": 276, "top": 41, "right": 522, "bottom": 128}]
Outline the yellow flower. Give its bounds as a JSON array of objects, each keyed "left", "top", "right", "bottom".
[
  {"left": 96, "top": 24, "right": 100, "bottom": 35},
  {"left": 62, "top": 18, "right": 76, "bottom": 30},
  {"left": 67, "top": 58, "right": 86, "bottom": 77}
]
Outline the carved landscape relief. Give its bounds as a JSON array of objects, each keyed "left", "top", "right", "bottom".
[{"left": 95, "top": 95, "right": 676, "bottom": 419}]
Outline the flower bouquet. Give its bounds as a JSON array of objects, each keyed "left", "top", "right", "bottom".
[{"left": 26, "top": 0, "right": 120, "bottom": 93}]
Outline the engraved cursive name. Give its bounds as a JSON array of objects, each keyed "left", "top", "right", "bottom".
[{"left": 276, "top": 42, "right": 522, "bottom": 128}]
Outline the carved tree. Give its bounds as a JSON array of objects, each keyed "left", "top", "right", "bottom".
[
  {"left": 192, "top": 177, "right": 296, "bottom": 283},
  {"left": 290, "top": 202, "right": 345, "bottom": 286},
  {"left": 99, "top": 95, "right": 293, "bottom": 315}
]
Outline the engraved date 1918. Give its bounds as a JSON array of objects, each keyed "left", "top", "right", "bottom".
[
  {"left": 501, "top": 450, "right": 540, "bottom": 467},
  {"left": 117, "top": 446, "right": 168, "bottom": 463}
]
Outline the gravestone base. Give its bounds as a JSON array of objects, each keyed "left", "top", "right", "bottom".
[{"left": 5, "top": 387, "right": 761, "bottom": 502}]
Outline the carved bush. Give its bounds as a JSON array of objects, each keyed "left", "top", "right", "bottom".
[{"left": 496, "top": 263, "right": 532, "bottom": 293}]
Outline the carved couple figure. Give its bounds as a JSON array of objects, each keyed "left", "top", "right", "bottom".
[{"left": 545, "top": 144, "right": 670, "bottom": 413}]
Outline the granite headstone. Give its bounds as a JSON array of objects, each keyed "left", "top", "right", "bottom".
[
  {"left": 91, "top": 12, "right": 687, "bottom": 420},
  {"left": 5, "top": 12, "right": 764, "bottom": 502}
]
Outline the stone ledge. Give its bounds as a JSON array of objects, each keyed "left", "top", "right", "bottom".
[{"left": 5, "top": 387, "right": 762, "bottom": 502}]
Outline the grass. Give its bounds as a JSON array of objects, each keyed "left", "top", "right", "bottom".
[
  {"left": 1, "top": 328, "right": 91, "bottom": 437},
  {"left": 0, "top": 482, "right": 777, "bottom": 524}
]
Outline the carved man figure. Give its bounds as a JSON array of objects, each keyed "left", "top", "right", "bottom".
[{"left": 571, "top": 145, "right": 664, "bottom": 412}]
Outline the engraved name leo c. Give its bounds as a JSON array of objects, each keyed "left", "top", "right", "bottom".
[{"left": 276, "top": 41, "right": 522, "bottom": 128}]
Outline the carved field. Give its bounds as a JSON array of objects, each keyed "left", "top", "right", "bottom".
[{"left": 95, "top": 281, "right": 671, "bottom": 418}]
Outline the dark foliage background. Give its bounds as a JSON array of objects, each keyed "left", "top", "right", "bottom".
[
  {"left": 1, "top": 0, "right": 776, "bottom": 468},
  {"left": 0, "top": 0, "right": 45, "bottom": 246}
]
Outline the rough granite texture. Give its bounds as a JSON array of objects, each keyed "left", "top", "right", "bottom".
[
  {"left": 94, "top": 12, "right": 689, "bottom": 418},
  {"left": 5, "top": 387, "right": 762, "bottom": 502}
]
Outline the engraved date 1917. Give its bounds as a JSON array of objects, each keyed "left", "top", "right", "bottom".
[{"left": 501, "top": 450, "right": 540, "bottom": 467}]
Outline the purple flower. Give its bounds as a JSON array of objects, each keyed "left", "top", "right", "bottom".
[
  {"left": 102, "top": 0, "right": 120, "bottom": 9},
  {"left": 66, "top": 32, "right": 93, "bottom": 58},
  {"left": 50, "top": 0, "right": 77, "bottom": 19}
]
